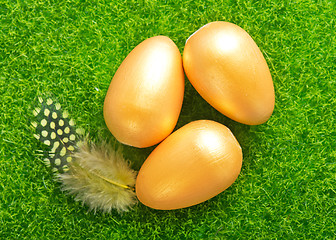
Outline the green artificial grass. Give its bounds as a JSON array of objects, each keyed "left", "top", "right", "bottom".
[{"left": 1, "top": 0, "right": 335, "bottom": 239}]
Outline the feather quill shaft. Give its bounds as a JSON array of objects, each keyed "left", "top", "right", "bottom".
[{"left": 90, "top": 171, "right": 133, "bottom": 190}]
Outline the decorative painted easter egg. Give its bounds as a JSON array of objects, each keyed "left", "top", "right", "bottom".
[
  {"left": 136, "top": 120, "right": 242, "bottom": 210},
  {"left": 183, "top": 21, "right": 275, "bottom": 125},
  {"left": 104, "top": 36, "right": 185, "bottom": 148}
]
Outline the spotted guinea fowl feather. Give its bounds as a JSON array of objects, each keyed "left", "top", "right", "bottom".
[
  {"left": 32, "top": 97, "right": 137, "bottom": 213},
  {"left": 32, "top": 97, "right": 78, "bottom": 173}
]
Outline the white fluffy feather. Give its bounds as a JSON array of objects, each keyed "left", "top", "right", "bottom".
[{"left": 58, "top": 140, "right": 137, "bottom": 213}]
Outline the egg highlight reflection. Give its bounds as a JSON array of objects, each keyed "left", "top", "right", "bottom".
[
  {"left": 104, "top": 36, "right": 185, "bottom": 148},
  {"left": 183, "top": 21, "right": 275, "bottom": 125},
  {"left": 136, "top": 120, "right": 243, "bottom": 210}
]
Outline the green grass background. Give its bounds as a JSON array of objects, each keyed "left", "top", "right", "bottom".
[{"left": 1, "top": 0, "right": 335, "bottom": 239}]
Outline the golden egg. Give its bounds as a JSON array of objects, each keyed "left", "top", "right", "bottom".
[
  {"left": 104, "top": 36, "right": 185, "bottom": 148},
  {"left": 183, "top": 21, "right": 275, "bottom": 125},
  {"left": 136, "top": 120, "right": 242, "bottom": 210}
]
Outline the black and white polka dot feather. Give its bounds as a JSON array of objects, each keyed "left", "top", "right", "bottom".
[
  {"left": 31, "top": 97, "right": 137, "bottom": 213},
  {"left": 32, "top": 97, "right": 80, "bottom": 173}
]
